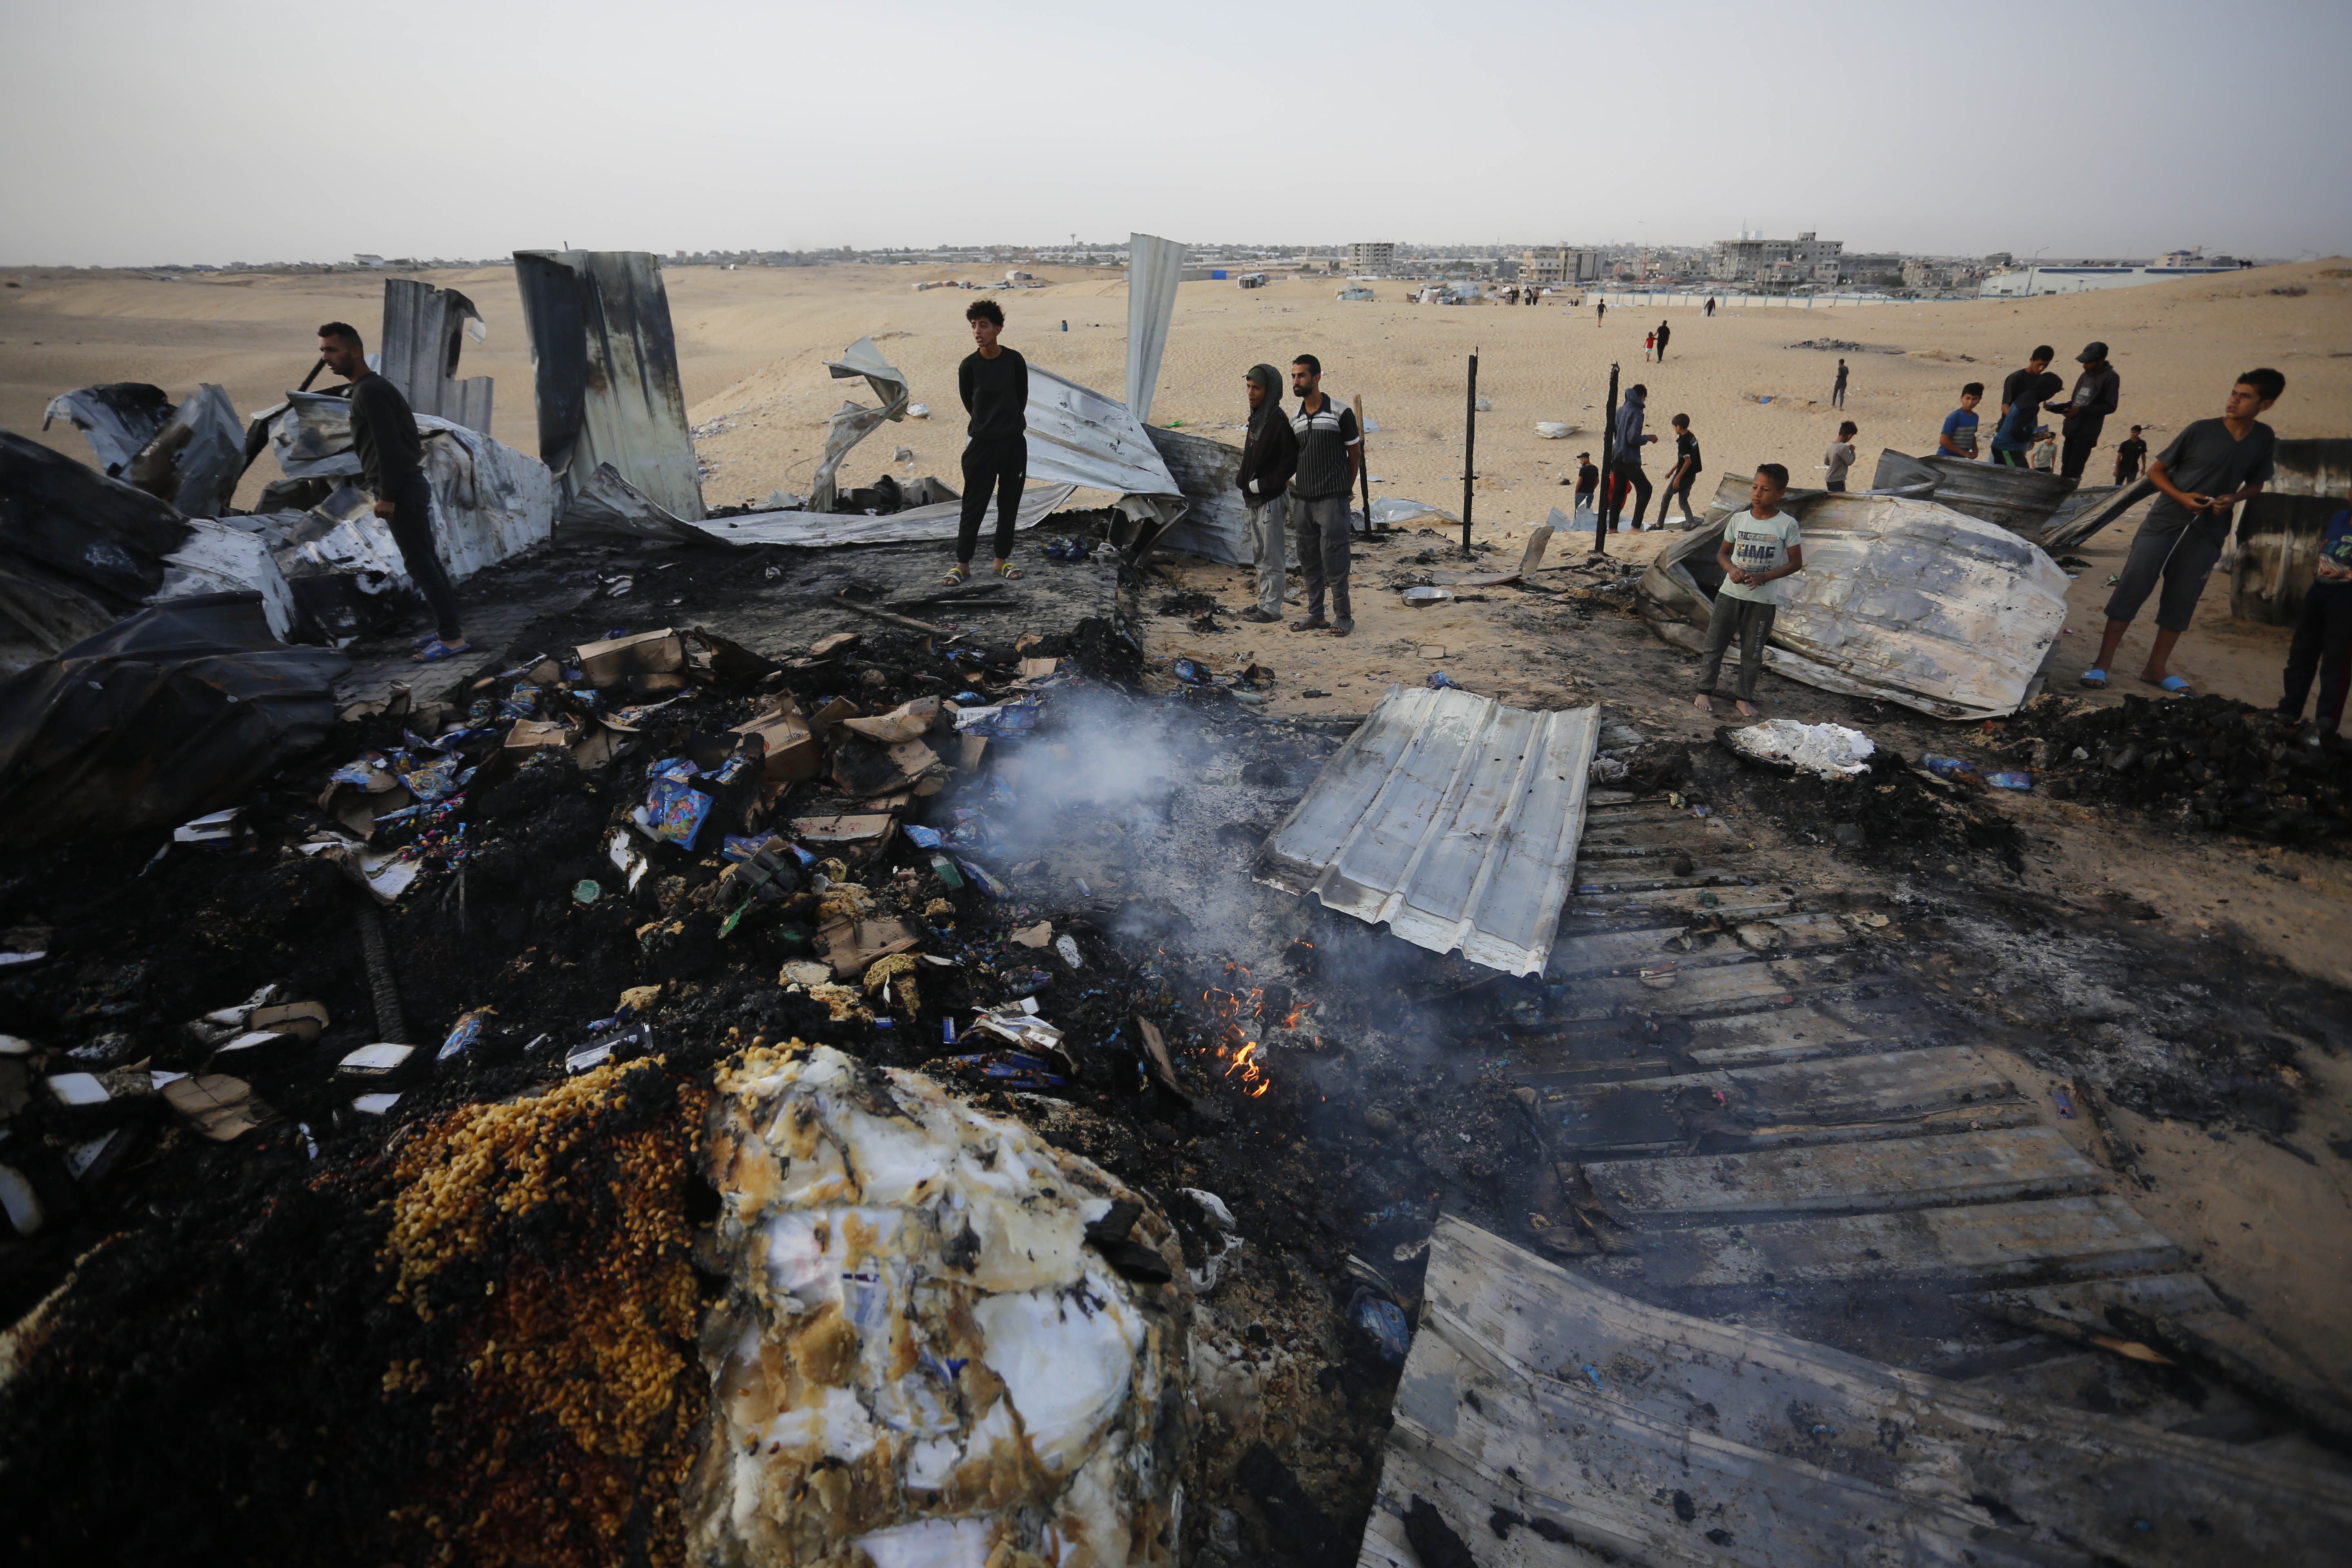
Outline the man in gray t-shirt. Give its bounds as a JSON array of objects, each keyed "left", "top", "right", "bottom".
[{"left": 2082, "top": 369, "right": 2284, "bottom": 696}]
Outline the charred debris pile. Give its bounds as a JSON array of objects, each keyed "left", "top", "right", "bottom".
[
  {"left": 2006, "top": 691, "right": 2352, "bottom": 846},
  {"left": 0, "top": 566, "right": 1564, "bottom": 1566}
]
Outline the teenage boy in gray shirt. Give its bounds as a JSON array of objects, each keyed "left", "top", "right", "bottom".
[
  {"left": 2081, "top": 369, "right": 2284, "bottom": 695},
  {"left": 1694, "top": 464, "right": 1805, "bottom": 717}
]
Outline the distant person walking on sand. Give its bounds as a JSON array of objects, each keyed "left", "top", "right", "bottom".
[
  {"left": 1287, "top": 354, "right": 1362, "bottom": 637},
  {"left": 1597, "top": 299, "right": 1607, "bottom": 327},
  {"left": 1235, "top": 363, "right": 1298, "bottom": 624},
  {"left": 1935, "top": 383, "right": 1984, "bottom": 460},
  {"left": 1655, "top": 321, "right": 1671, "bottom": 361},
  {"left": 2276, "top": 482, "right": 2352, "bottom": 748},
  {"left": 1644, "top": 329, "right": 1656, "bottom": 363},
  {"left": 1694, "top": 463, "right": 1804, "bottom": 717},
  {"left": 1571, "top": 451, "right": 1599, "bottom": 511},
  {"left": 2081, "top": 368, "right": 2285, "bottom": 696},
  {"left": 2049, "top": 342, "right": 2120, "bottom": 480},
  {"left": 317, "top": 321, "right": 467, "bottom": 662},
  {"left": 1663, "top": 414, "right": 1702, "bottom": 521},
  {"left": 2114, "top": 425, "right": 2148, "bottom": 483},
  {"left": 1993, "top": 346, "right": 2061, "bottom": 468},
  {"left": 1603, "top": 383, "right": 1659, "bottom": 532},
  {"left": 1825, "top": 420, "right": 1859, "bottom": 490},
  {"left": 1832, "top": 358, "right": 1849, "bottom": 409},
  {"left": 1705, "top": 296, "right": 1718, "bottom": 318},
  {"left": 948, "top": 299, "right": 1028, "bottom": 583}
]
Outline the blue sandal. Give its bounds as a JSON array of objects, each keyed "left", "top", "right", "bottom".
[
  {"left": 2079, "top": 668, "right": 2107, "bottom": 688},
  {"left": 412, "top": 638, "right": 472, "bottom": 663},
  {"left": 2153, "top": 675, "right": 2192, "bottom": 695}
]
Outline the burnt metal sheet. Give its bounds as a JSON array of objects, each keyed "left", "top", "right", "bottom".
[
  {"left": 378, "top": 278, "right": 492, "bottom": 434},
  {"left": 1143, "top": 425, "right": 1252, "bottom": 566},
  {"left": 2231, "top": 438, "right": 2352, "bottom": 626},
  {"left": 808, "top": 336, "right": 910, "bottom": 513},
  {"left": 0, "top": 593, "right": 347, "bottom": 849},
  {"left": 1257, "top": 686, "right": 1598, "bottom": 976},
  {"left": 1869, "top": 447, "right": 2107, "bottom": 543},
  {"left": 512, "top": 249, "right": 704, "bottom": 521},
  {"left": 1024, "top": 366, "right": 1181, "bottom": 499},
  {"left": 1638, "top": 488, "right": 2070, "bottom": 720},
  {"left": 1357, "top": 1214, "right": 2352, "bottom": 1568},
  {"left": 264, "top": 400, "right": 556, "bottom": 586},
  {"left": 681, "top": 483, "right": 1077, "bottom": 549},
  {"left": 41, "top": 383, "right": 175, "bottom": 477},
  {"left": 1125, "top": 232, "right": 1185, "bottom": 426}
]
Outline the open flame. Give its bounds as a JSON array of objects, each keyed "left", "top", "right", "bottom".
[{"left": 1201, "top": 987, "right": 1274, "bottom": 1098}]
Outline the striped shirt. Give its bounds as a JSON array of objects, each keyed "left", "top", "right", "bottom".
[{"left": 1289, "top": 395, "right": 1361, "bottom": 500}]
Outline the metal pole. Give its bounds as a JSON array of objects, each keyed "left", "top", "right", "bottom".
[
  {"left": 1597, "top": 361, "right": 1619, "bottom": 555},
  {"left": 1461, "top": 350, "right": 1478, "bottom": 556}
]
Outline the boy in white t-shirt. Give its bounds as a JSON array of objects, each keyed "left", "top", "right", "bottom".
[{"left": 1694, "top": 464, "right": 1805, "bottom": 717}]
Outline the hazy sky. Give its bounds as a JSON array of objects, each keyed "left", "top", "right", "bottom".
[{"left": 5, "top": 0, "right": 2347, "bottom": 266}]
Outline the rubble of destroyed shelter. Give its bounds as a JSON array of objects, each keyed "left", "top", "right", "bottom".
[{"left": 5, "top": 243, "right": 2352, "bottom": 1568}]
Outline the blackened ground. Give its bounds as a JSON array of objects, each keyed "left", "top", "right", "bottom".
[
  {"left": 1700, "top": 731, "right": 2026, "bottom": 874},
  {"left": 2006, "top": 691, "right": 2352, "bottom": 848}
]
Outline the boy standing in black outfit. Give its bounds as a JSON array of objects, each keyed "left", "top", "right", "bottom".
[
  {"left": 949, "top": 300, "right": 1028, "bottom": 583},
  {"left": 318, "top": 322, "right": 467, "bottom": 662}
]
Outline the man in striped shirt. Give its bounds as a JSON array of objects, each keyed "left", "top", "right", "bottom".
[{"left": 1287, "top": 355, "right": 1362, "bottom": 635}]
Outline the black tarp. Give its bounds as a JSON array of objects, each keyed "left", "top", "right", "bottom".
[
  {"left": 0, "top": 593, "right": 347, "bottom": 847},
  {"left": 0, "top": 430, "right": 196, "bottom": 668}
]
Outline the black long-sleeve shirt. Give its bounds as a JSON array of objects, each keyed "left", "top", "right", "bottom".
[
  {"left": 958, "top": 346, "right": 1029, "bottom": 443},
  {"left": 347, "top": 372, "right": 424, "bottom": 496}
]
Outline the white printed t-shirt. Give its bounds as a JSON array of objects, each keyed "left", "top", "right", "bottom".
[{"left": 1718, "top": 508, "right": 1803, "bottom": 604}]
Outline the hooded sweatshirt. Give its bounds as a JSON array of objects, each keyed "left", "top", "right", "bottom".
[{"left": 1237, "top": 364, "right": 1298, "bottom": 499}]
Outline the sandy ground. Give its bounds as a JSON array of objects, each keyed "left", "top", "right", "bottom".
[{"left": 7, "top": 253, "right": 2341, "bottom": 712}]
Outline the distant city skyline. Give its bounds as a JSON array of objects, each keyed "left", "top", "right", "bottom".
[{"left": 4, "top": 0, "right": 2346, "bottom": 269}]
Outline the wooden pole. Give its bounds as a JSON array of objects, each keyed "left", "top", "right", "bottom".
[
  {"left": 1461, "top": 350, "right": 1479, "bottom": 557},
  {"left": 1597, "top": 361, "right": 1619, "bottom": 555}
]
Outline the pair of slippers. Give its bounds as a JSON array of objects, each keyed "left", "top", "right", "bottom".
[{"left": 2080, "top": 668, "right": 2191, "bottom": 695}]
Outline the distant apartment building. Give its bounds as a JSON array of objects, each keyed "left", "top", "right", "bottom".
[
  {"left": 1346, "top": 241, "right": 1396, "bottom": 273},
  {"left": 1709, "top": 232, "right": 1843, "bottom": 285},
  {"left": 1522, "top": 247, "right": 1605, "bottom": 284},
  {"left": 1839, "top": 252, "right": 1902, "bottom": 285}
]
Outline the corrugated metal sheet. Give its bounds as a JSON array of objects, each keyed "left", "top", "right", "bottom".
[
  {"left": 1871, "top": 448, "right": 2073, "bottom": 534},
  {"left": 1125, "top": 233, "right": 1185, "bottom": 427},
  {"left": 40, "top": 381, "right": 243, "bottom": 516},
  {"left": 1638, "top": 491, "right": 2070, "bottom": 720},
  {"left": 1258, "top": 686, "right": 1598, "bottom": 976},
  {"left": 1023, "top": 366, "right": 1181, "bottom": 499},
  {"left": 378, "top": 278, "right": 492, "bottom": 434},
  {"left": 1358, "top": 1215, "right": 2352, "bottom": 1568},
  {"left": 512, "top": 249, "right": 704, "bottom": 521},
  {"left": 679, "top": 483, "right": 1077, "bottom": 549},
  {"left": 1143, "top": 425, "right": 1253, "bottom": 566}
]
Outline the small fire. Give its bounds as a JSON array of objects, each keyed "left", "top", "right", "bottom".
[{"left": 1200, "top": 986, "right": 1274, "bottom": 1098}]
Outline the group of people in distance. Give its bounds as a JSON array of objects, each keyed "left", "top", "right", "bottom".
[{"left": 304, "top": 299, "right": 2343, "bottom": 751}]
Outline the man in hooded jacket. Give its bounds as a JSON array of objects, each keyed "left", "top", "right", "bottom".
[{"left": 1237, "top": 363, "right": 1298, "bottom": 623}]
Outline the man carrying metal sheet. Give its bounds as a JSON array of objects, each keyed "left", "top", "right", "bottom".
[
  {"left": 1236, "top": 364, "right": 1298, "bottom": 624},
  {"left": 947, "top": 299, "right": 1028, "bottom": 584},
  {"left": 317, "top": 322, "right": 468, "bottom": 662},
  {"left": 1287, "top": 355, "right": 1361, "bottom": 636}
]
